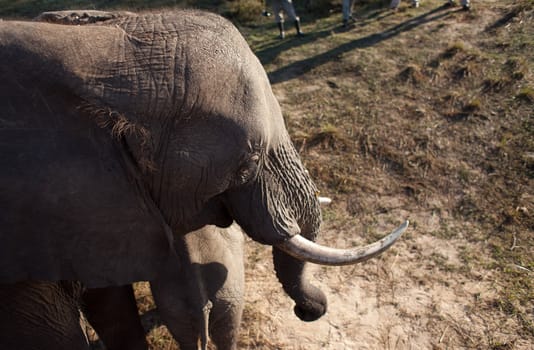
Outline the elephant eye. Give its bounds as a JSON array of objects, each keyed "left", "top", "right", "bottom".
[{"left": 235, "top": 154, "right": 260, "bottom": 186}]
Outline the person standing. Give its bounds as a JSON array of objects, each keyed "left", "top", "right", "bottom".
[
  {"left": 342, "top": 0, "right": 356, "bottom": 27},
  {"left": 268, "top": 0, "right": 304, "bottom": 39}
]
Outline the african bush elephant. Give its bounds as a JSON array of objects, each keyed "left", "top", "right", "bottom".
[
  {"left": 0, "top": 9, "right": 408, "bottom": 349},
  {"left": 151, "top": 224, "right": 245, "bottom": 350},
  {"left": 32, "top": 11, "right": 332, "bottom": 350}
]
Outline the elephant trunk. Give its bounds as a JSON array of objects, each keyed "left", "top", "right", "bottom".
[
  {"left": 272, "top": 247, "right": 326, "bottom": 321},
  {"left": 269, "top": 146, "right": 328, "bottom": 321}
]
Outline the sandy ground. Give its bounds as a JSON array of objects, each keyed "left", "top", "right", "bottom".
[
  {"left": 125, "top": 207, "right": 530, "bottom": 350},
  {"left": 240, "top": 209, "right": 530, "bottom": 349}
]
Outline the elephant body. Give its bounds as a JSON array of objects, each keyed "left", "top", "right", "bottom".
[
  {"left": 0, "top": 8, "right": 405, "bottom": 350},
  {"left": 0, "top": 281, "right": 89, "bottom": 349}
]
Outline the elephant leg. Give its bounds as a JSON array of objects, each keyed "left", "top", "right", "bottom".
[
  {"left": 209, "top": 303, "right": 243, "bottom": 350},
  {"left": 82, "top": 285, "right": 148, "bottom": 350},
  {"left": 0, "top": 281, "right": 89, "bottom": 350},
  {"left": 151, "top": 281, "right": 201, "bottom": 350}
]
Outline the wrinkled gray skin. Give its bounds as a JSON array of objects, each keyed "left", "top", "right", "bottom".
[
  {"left": 0, "top": 281, "right": 89, "bottom": 349},
  {"left": 0, "top": 10, "right": 326, "bottom": 349},
  {"left": 151, "top": 224, "right": 245, "bottom": 350}
]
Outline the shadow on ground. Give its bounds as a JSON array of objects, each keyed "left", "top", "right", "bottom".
[
  {"left": 262, "top": 4, "right": 460, "bottom": 85},
  {"left": 254, "top": 6, "right": 399, "bottom": 67}
]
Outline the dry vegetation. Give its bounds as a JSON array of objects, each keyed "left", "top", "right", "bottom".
[{"left": 2, "top": 0, "right": 532, "bottom": 349}]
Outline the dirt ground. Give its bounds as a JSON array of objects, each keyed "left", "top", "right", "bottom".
[{"left": 239, "top": 213, "right": 525, "bottom": 349}]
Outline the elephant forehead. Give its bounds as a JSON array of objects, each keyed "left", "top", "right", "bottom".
[
  {"left": 177, "top": 65, "right": 282, "bottom": 154},
  {"left": 216, "top": 64, "right": 286, "bottom": 150}
]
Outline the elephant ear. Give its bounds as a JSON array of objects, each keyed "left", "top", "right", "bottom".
[{"left": 0, "top": 83, "right": 173, "bottom": 288}]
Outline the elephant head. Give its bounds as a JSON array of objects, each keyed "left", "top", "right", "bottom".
[{"left": 0, "top": 10, "right": 407, "bottom": 321}]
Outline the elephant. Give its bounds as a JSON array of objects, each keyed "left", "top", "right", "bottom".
[
  {"left": 31, "top": 10, "right": 334, "bottom": 350},
  {"left": 150, "top": 224, "right": 245, "bottom": 350},
  {"left": 0, "top": 9, "right": 408, "bottom": 349}
]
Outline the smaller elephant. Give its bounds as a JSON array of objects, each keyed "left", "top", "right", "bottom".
[{"left": 151, "top": 224, "right": 245, "bottom": 350}]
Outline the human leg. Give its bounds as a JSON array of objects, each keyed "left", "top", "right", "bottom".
[
  {"left": 271, "top": 1, "right": 286, "bottom": 38},
  {"left": 281, "top": 0, "right": 304, "bottom": 36},
  {"left": 342, "top": 0, "right": 355, "bottom": 26},
  {"left": 390, "top": 0, "right": 401, "bottom": 9}
]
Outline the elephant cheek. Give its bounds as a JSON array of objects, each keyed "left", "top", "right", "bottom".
[
  {"left": 175, "top": 198, "right": 233, "bottom": 235},
  {"left": 224, "top": 184, "right": 300, "bottom": 245}
]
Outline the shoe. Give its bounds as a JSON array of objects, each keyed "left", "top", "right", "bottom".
[
  {"left": 295, "top": 19, "right": 305, "bottom": 36},
  {"left": 343, "top": 17, "right": 355, "bottom": 28}
]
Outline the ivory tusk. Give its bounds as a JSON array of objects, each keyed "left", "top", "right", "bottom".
[
  {"left": 318, "top": 196, "right": 332, "bottom": 205},
  {"left": 277, "top": 220, "right": 409, "bottom": 266}
]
